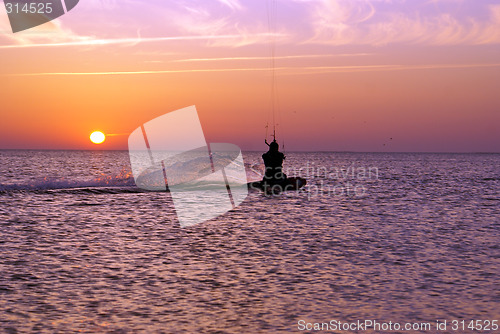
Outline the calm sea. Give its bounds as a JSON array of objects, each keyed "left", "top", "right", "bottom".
[{"left": 0, "top": 150, "right": 499, "bottom": 333}]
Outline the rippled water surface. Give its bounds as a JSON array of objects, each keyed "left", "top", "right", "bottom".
[{"left": 0, "top": 151, "right": 499, "bottom": 333}]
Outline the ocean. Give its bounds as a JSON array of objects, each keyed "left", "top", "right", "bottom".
[{"left": 0, "top": 150, "right": 499, "bottom": 333}]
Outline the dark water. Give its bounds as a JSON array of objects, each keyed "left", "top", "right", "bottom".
[{"left": 0, "top": 151, "right": 499, "bottom": 333}]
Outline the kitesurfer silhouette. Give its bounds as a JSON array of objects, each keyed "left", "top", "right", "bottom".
[{"left": 262, "top": 139, "right": 287, "bottom": 185}]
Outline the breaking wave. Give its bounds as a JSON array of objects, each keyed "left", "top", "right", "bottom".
[{"left": 0, "top": 170, "right": 141, "bottom": 194}]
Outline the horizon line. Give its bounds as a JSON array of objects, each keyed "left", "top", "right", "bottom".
[{"left": 0, "top": 148, "right": 498, "bottom": 154}]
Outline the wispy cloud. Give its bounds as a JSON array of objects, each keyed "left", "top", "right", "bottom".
[
  {"left": 173, "top": 53, "right": 372, "bottom": 62},
  {"left": 2, "top": 0, "right": 499, "bottom": 52},
  {"left": 0, "top": 0, "right": 273, "bottom": 50},
  {"left": 8, "top": 63, "right": 500, "bottom": 76},
  {"left": 300, "top": 0, "right": 500, "bottom": 46},
  {"left": 287, "top": 63, "right": 500, "bottom": 74},
  {"left": 0, "top": 33, "right": 283, "bottom": 49},
  {"left": 0, "top": 11, "right": 89, "bottom": 46},
  {"left": 162, "top": 1, "right": 282, "bottom": 47},
  {"left": 216, "top": 0, "right": 244, "bottom": 11}
]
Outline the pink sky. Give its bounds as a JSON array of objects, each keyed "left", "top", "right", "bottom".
[{"left": 0, "top": 0, "right": 499, "bottom": 152}]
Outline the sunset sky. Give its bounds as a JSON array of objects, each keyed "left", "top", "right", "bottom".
[{"left": 0, "top": 0, "right": 499, "bottom": 152}]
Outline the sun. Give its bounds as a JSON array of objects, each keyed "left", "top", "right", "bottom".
[{"left": 90, "top": 131, "right": 106, "bottom": 144}]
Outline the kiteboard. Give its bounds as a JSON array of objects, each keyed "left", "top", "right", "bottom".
[{"left": 247, "top": 177, "right": 306, "bottom": 194}]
